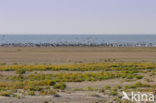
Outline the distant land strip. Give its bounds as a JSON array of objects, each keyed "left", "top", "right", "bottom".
[{"left": 0, "top": 42, "right": 155, "bottom": 47}]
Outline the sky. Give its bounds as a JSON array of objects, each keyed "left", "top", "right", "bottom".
[{"left": 0, "top": 0, "right": 156, "bottom": 34}]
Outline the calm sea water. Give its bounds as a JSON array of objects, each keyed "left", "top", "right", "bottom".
[{"left": 0, "top": 35, "right": 156, "bottom": 46}]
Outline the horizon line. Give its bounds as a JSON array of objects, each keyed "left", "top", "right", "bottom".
[{"left": 0, "top": 34, "right": 156, "bottom": 35}]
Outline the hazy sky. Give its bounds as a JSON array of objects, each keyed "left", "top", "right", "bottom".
[{"left": 0, "top": 0, "right": 156, "bottom": 34}]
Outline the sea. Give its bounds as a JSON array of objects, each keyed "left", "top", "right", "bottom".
[{"left": 0, "top": 34, "right": 156, "bottom": 46}]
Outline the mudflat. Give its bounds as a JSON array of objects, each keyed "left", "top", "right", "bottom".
[{"left": 0, "top": 47, "right": 156, "bottom": 64}]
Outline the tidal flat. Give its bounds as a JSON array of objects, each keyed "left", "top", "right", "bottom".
[{"left": 1, "top": 47, "right": 156, "bottom": 64}]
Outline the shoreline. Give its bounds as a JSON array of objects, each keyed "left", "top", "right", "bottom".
[{"left": 0, "top": 43, "right": 155, "bottom": 47}]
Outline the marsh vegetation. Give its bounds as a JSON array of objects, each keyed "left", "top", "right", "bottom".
[{"left": 0, "top": 61, "right": 155, "bottom": 103}]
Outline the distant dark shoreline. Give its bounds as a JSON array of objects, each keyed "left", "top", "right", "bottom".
[{"left": 0, "top": 42, "right": 155, "bottom": 47}]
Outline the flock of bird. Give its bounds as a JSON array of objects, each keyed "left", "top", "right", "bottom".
[{"left": 0, "top": 42, "right": 154, "bottom": 47}]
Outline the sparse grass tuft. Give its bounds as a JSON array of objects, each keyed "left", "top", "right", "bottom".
[{"left": 16, "top": 69, "right": 26, "bottom": 74}]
